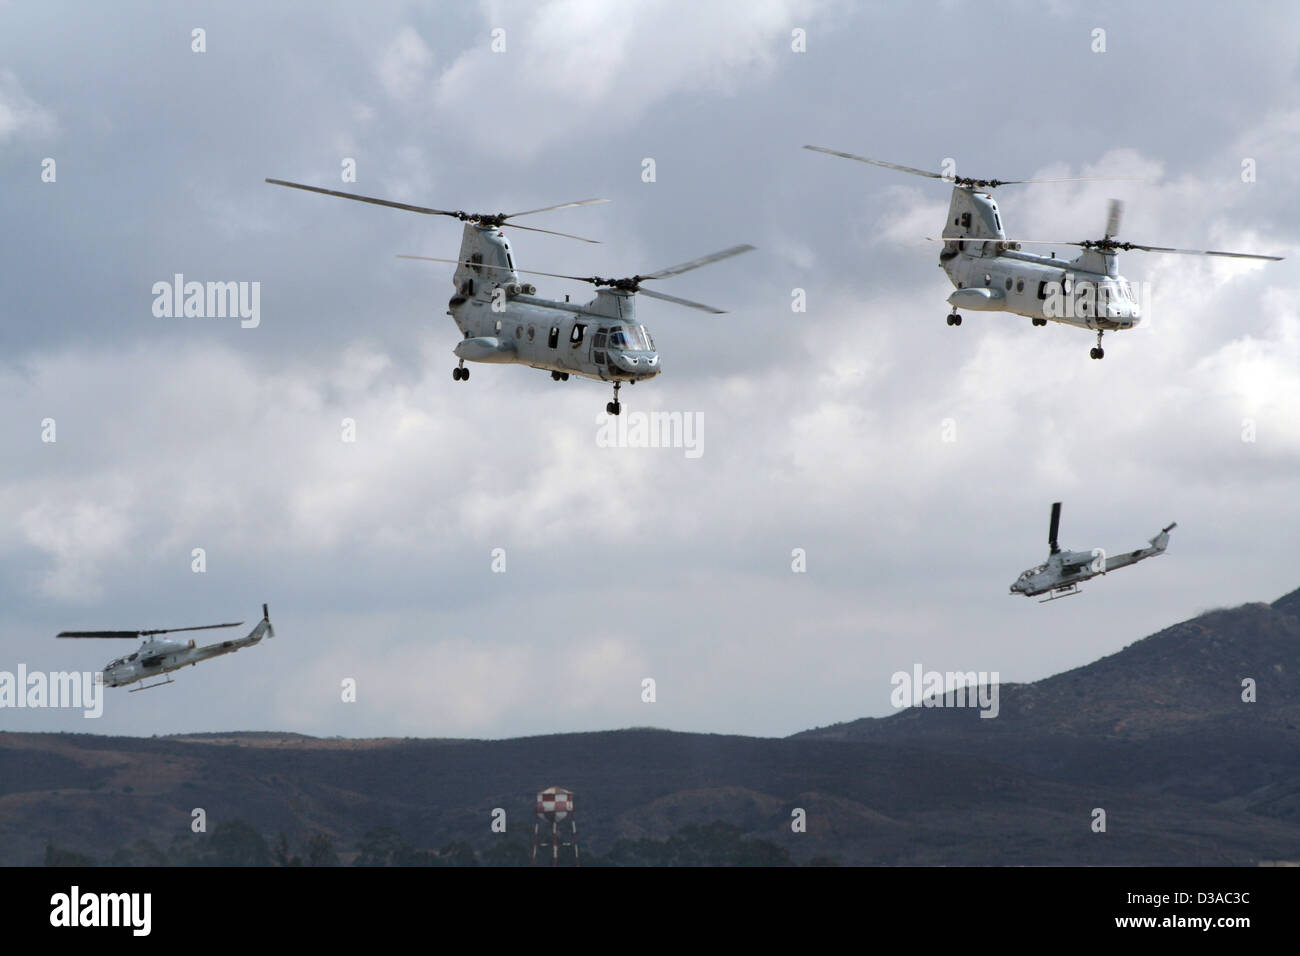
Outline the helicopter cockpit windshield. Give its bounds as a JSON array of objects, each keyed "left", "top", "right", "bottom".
[
  {"left": 1017, "top": 564, "right": 1047, "bottom": 582},
  {"left": 607, "top": 325, "right": 654, "bottom": 351}
]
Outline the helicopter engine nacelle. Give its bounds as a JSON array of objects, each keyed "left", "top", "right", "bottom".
[
  {"left": 454, "top": 336, "right": 516, "bottom": 363},
  {"left": 504, "top": 282, "right": 536, "bottom": 296}
]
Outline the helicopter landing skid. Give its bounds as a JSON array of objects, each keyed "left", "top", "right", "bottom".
[
  {"left": 1038, "top": 584, "right": 1081, "bottom": 603},
  {"left": 129, "top": 676, "right": 176, "bottom": 693}
]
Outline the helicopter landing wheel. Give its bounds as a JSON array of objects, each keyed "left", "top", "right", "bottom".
[
  {"left": 551, "top": 371, "right": 561, "bottom": 381},
  {"left": 562, "top": 373, "right": 569, "bottom": 381},
  {"left": 1033, "top": 318, "right": 1047, "bottom": 326},
  {"left": 1090, "top": 331, "right": 1104, "bottom": 360},
  {"left": 454, "top": 362, "right": 469, "bottom": 381},
  {"left": 947, "top": 312, "right": 961, "bottom": 326},
  {"left": 607, "top": 382, "right": 622, "bottom": 415}
]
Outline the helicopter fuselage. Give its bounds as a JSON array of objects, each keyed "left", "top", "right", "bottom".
[
  {"left": 939, "top": 187, "right": 1141, "bottom": 331},
  {"left": 1011, "top": 527, "right": 1174, "bottom": 597},
  {"left": 445, "top": 224, "right": 663, "bottom": 385},
  {"left": 101, "top": 618, "right": 272, "bottom": 688}
]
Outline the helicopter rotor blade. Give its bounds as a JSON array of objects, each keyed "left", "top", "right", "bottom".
[
  {"left": 400, "top": 240, "right": 753, "bottom": 304},
  {"left": 1101, "top": 241, "right": 1283, "bottom": 261},
  {"left": 57, "top": 621, "right": 244, "bottom": 639},
  {"left": 1048, "top": 502, "right": 1062, "bottom": 555},
  {"left": 992, "top": 176, "right": 1146, "bottom": 186},
  {"left": 139, "top": 622, "right": 244, "bottom": 636},
  {"left": 267, "top": 179, "right": 603, "bottom": 241},
  {"left": 396, "top": 256, "right": 596, "bottom": 283},
  {"left": 638, "top": 244, "right": 757, "bottom": 281},
  {"left": 505, "top": 198, "right": 609, "bottom": 219},
  {"left": 637, "top": 287, "right": 728, "bottom": 314},
  {"left": 930, "top": 235, "right": 1282, "bottom": 261},
  {"left": 494, "top": 221, "right": 602, "bottom": 244},
  {"left": 804, "top": 146, "right": 945, "bottom": 181},
  {"left": 57, "top": 630, "right": 149, "bottom": 640},
  {"left": 927, "top": 237, "right": 1082, "bottom": 246},
  {"left": 265, "top": 179, "right": 459, "bottom": 217},
  {"left": 806, "top": 147, "right": 1144, "bottom": 188},
  {"left": 1105, "top": 199, "right": 1123, "bottom": 240}
]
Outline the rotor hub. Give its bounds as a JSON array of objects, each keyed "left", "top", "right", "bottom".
[{"left": 591, "top": 276, "right": 643, "bottom": 292}]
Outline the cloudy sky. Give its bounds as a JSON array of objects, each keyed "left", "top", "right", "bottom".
[{"left": 2, "top": 0, "right": 1297, "bottom": 739}]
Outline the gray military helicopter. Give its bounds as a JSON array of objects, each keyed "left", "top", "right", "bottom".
[
  {"left": 266, "top": 178, "right": 754, "bottom": 414},
  {"left": 1011, "top": 504, "right": 1175, "bottom": 602},
  {"left": 57, "top": 604, "right": 274, "bottom": 691},
  {"left": 804, "top": 147, "right": 1282, "bottom": 359}
]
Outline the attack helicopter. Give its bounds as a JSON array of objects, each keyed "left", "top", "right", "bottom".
[
  {"left": 804, "top": 147, "right": 1282, "bottom": 359},
  {"left": 57, "top": 604, "right": 274, "bottom": 691},
  {"left": 1011, "top": 504, "right": 1175, "bottom": 602},
  {"left": 265, "top": 178, "right": 754, "bottom": 414}
]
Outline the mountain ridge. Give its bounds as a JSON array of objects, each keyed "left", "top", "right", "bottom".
[{"left": 3, "top": 588, "right": 1298, "bottom": 865}]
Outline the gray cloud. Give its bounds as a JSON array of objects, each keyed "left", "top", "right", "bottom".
[{"left": 1, "top": 1, "right": 1297, "bottom": 739}]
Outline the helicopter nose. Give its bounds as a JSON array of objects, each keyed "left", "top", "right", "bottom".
[{"left": 615, "top": 352, "right": 660, "bottom": 377}]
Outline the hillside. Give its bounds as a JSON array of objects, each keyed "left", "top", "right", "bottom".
[{"left": 2, "top": 588, "right": 1298, "bottom": 865}]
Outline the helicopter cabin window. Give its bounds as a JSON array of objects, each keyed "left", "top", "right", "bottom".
[
  {"left": 1004, "top": 277, "right": 1013, "bottom": 291},
  {"left": 495, "top": 319, "right": 502, "bottom": 334},
  {"left": 984, "top": 274, "right": 992, "bottom": 286},
  {"left": 515, "top": 325, "right": 523, "bottom": 339},
  {"left": 642, "top": 326, "right": 655, "bottom": 350},
  {"left": 1036, "top": 281, "right": 1048, "bottom": 300},
  {"left": 594, "top": 329, "right": 608, "bottom": 349},
  {"left": 548, "top": 326, "right": 559, "bottom": 348},
  {"left": 527, "top": 325, "right": 535, "bottom": 341},
  {"left": 1016, "top": 278, "right": 1025, "bottom": 294},
  {"left": 570, "top": 323, "right": 586, "bottom": 347}
]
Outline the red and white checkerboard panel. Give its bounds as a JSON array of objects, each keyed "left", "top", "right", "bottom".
[{"left": 536, "top": 787, "right": 574, "bottom": 819}]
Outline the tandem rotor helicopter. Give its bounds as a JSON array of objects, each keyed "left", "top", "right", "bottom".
[
  {"left": 805, "top": 146, "right": 1283, "bottom": 359},
  {"left": 1011, "top": 504, "right": 1175, "bottom": 602},
  {"left": 57, "top": 604, "right": 274, "bottom": 691},
  {"left": 266, "top": 178, "right": 754, "bottom": 414}
]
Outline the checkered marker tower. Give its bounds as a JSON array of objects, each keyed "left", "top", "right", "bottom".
[{"left": 530, "top": 786, "right": 579, "bottom": 867}]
